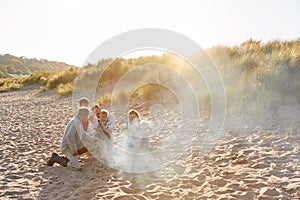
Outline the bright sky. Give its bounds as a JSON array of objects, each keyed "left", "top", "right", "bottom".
[{"left": 0, "top": 0, "right": 299, "bottom": 66}]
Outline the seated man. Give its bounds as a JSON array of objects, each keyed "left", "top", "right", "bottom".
[{"left": 47, "top": 107, "right": 99, "bottom": 170}]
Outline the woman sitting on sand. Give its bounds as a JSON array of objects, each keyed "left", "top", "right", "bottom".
[
  {"left": 126, "top": 109, "right": 149, "bottom": 151},
  {"left": 118, "top": 109, "right": 159, "bottom": 173}
]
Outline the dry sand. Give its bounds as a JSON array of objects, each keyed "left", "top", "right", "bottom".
[{"left": 0, "top": 87, "right": 300, "bottom": 199}]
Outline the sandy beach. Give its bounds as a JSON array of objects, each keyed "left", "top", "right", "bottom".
[{"left": 0, "top": 87, "right": 300, "bottom": 199}]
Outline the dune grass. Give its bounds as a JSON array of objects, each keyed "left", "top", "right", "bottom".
[
  {"left": 0, "top": 39, "right": 299, "bottom": 117},
  {"left": 0, "top": 67, "right": 78, "bottom": 94},
  {"left": 0, "top": 78, "right": 22, "bottom": 92}
]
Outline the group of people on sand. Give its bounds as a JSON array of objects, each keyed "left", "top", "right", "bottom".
[{"left": 46, "top": 97, "right": 144, "bottom": 170}]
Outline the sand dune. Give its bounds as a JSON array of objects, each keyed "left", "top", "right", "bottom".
[{"left": 0, "top": 87, "right": 299, "bottom": 199}]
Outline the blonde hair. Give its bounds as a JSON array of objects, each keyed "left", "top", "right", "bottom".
[{"left": 79, "top": 97, "right": 89, "bottom": 106}]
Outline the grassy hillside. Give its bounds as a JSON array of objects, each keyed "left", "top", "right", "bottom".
[
  {"left": 0, "top": 67, "right": 78, "bottom": 96},
  {"left": 0, "top": 54, "right": 76, "bottom": 78},
  {"left": 1, "top": 39, "right": 299, "bottom": 111},
  {"left": 206, "top": 39, "right": 300, "bottom": 122}
]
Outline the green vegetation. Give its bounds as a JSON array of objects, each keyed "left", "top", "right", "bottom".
[
  {"left": 206, "top": 39, "right": 300, "bottom": 120},
  {"left": 0, "top": 39, "right": 299, "bottom": 116},
  {"left": 0, "top": 67, "right": 78, "bottom": 95},
  {"left": 97, "top": 93, "right": 112, "bottom": 106},
  {"left": 57, "top": 82, "right": 74, "bottom": 96},
  {"left": 0, "top": 54, "right": 75, "bottom": 78},
  {"left": 0, "top": 78, "right": 22, "bottom": 91}
]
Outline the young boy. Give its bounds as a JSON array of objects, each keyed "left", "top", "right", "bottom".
[
  {"left": 79, "top": 97, "right": 89, "bottom": 107},
  {"left": 47, "top": 107, "right": 99, "bottom": 170},
  {"left": 99, "top": 109, "right": 114, "bottom": 139},
  {"left": 92, "top": 105, "right": 115, "bottom": 140}
]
